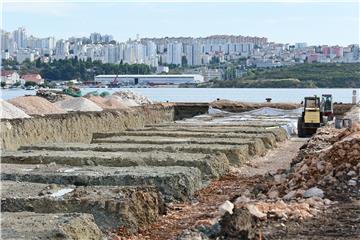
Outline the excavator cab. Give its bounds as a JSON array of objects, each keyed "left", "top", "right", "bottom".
[
  {"left": 321, "top": 94, "right": 334, "bottom": 121},
  {"left": 298, "top": 96, "right": 325, "bottom": 137}
]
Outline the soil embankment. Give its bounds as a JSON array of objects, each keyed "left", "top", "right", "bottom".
[{"left": 1, "top": 105, "right": 174, "bottom": 151}]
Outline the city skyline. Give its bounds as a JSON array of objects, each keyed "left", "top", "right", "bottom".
[{"left": 2, "top": 1, "right": 359, "bottom": 46}]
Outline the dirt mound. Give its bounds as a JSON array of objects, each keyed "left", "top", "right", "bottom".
[
  {"left": 268, "top": 126, "right": 360, "bottom": 200},
  {"left": 84, "top": 94, "right": 130, "bottom": 110},
  {"left": 8, "top": 96, "right": 66, "bottom": 116},
  {"left": 84, "top": 95, "right": 110, "bottom": 109},
  {"left": 210, "top": 100, "right": 301, "bottom": 112},
  {"left": 55, "top": 97, "right": 103, "bottom": 112},
  {"left": 0, "top": 100, "right": 31, "bottom": 119},
  {"left": 113, "top": 90, "right": 152, "bottom": 105}
]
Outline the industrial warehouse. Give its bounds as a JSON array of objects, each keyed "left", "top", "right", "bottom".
[{"left": 94, "top": 74, "right": 204, "bottom": 86}]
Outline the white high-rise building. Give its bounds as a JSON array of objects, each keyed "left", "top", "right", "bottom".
[
  {"left": 192, "top": 42, "right": 203, "bottom": 66},
  {"left": 12, "top": 27, "right": 27, "bottom": 49},
  {"left": 145, "top": 41, "right": 158, "bottom": 66},
  {"left": 184, "top": 42, "right": 203, "bottom": 66},
  {"left": 103, "top": 44, "right": 117, "bottom": 63},
  {"left": 124, "top": 43, "right": 135, "bottom": 64},
  {"left": 90, "top": 33, "right": 102, "bottom": 43},
  {"left": 16, "top": 49, "right": 35, "bottom": 63},
  {"left": 54, "top": 40, "right": 70, "bottom": 59},
  {"left": 1, "top": 31, "right": 12, "bottom": 51},
  {"left": 166, "top": 42, "right": 182, "bottom": 65},
  {"left": 116, "top": 43, "right": 125, "bottom": 63}
]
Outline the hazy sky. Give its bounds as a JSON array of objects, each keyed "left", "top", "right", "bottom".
[{"left": 2, "top": 0, "right": 359, "bottom": 45}]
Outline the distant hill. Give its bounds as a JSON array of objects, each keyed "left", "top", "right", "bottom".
[{"left": 210, "top": 63, "right": 360, "bottom": 88}]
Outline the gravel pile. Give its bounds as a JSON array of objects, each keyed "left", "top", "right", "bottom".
[
  {"left": 113, "top": 90, "right": 152, "bottom": 105},
  {"left": 266, "top": 126, "right": 360, "bottom": 201},
  {"left": 103, "top": 95, "right": 129, "bottom": 109},
  {"left": 109, "top": 95, "right": 138, "bottom": 107},
  {"left": 8, "top": 96, "right": 66, "bottom": 116},
  {"left": 55, "top": 97, "right": 103, "bottom": 112},
  {"left": 84, "top": 95, "right": 128, "bottom": 110},
  {"left": 0, "top": 99, "right": 31, "bottom": 119}
]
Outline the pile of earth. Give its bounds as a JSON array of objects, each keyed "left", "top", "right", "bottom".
[
  {"left": 265, "top": 125, "right": 360, "bottom": 201},
  {"left": 54, "top": 97, "right": 103, "bottom": 112},
  {"left": 113, "top": 90, "right": 152, "bottom": 105},
  {"left": 0, "top": 99, "right": 31, "bottom": 119},
  {"left": 8, "top": 96, "right": 67, "bottom": 116},
  {"left": 210, "top": 99, "right": 301, "bottom": 112},
  {"left": 83, "top": 94, "right": 129, "bottom": 110}
]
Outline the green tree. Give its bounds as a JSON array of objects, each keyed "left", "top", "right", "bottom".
[{"left": 24, "top": 81, "right": 37, "bottom": 87}]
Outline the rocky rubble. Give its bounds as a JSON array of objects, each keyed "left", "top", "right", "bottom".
[
  {"left": 113, "top": 90, "right": 152, "bottom": 105},
  {"left": 268, "top": 126, "right": 360, "bottom": 200},
  {"left": 175, "top": 116, "right": 360, "bottom": 239}
]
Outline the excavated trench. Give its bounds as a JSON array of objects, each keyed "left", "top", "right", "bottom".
[{"left": 1, "top": 103, "right": 294, "bottom": 239}]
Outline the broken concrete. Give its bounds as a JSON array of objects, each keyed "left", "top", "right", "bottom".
[
  {"left": 2, "top": 150, "right": 229, "bottom": 178},
  {"left": 92, "top": 135, "right": 267, "bottom": 156},
  {"left": 1, "top": 164, "right": 202, "bottom": 201},
  {"left": 1, "top": 212, "right": 103, "bottom": 240},
  {"left": 19, "top": 142, "right": 249, "bottom": 166},
  {"left": 1, "top": 181, "right": 163, "bottom": 233}
]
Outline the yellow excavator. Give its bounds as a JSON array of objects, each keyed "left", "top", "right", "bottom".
[{"left": 298, "top": 96, "right": 326, "bottom": 137}]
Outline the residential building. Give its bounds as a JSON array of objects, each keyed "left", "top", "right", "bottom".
[
  {"left": 166, "top": 42, "right": 183, "bottom": 65},
  {"left": 12, "top": 27, "right": 27, "bottom": 49},
  {"left": 21, "top": 73, "right": 44, "bottom": 85},
  {"left": 1, "top": 70, "right": 20, "bottom": 85}
]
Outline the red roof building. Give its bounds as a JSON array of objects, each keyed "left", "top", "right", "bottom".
[{"left": 21, "top": 74, "right": 44, "bottom": 85}]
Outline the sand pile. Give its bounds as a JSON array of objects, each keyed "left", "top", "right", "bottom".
[
  {"left": 84, "top": 95, "right": 129, "bottom": 110},
  {"left": 8, "top": 96, "right": 66, "bottom": 116},
  {"left": 55, "top": 97, "right": 103, "bottom": 112},
  {"left": 113, "top": 90, "right": 152, "bottom": 105},
  {"left": 103, "top": 95, "right": 129, "bottom": 109},
  {"left": 0, "top": 100, "right": 31, "bottom": 119}
]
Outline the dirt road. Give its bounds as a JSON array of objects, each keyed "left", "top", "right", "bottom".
[{"left": 131, "top": 137, "right": 307, "bottom": 240}]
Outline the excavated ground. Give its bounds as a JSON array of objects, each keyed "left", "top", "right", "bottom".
[
  {"left": 1, "top": 181, "right": 164, "bottom": 234},
  {"left": 19, "top": 142, "right": 249, "bottom": 166},
  {"left": 1, "top": 163, "right": 202, "bottom": 202},
  {"left": 2, "top": 150, "right": 229, "bottom": 179},
  {"left": 0, "top": 108, "right": 295, "bottom": 238},
  {"left": 1, "top": 212, "right": 103, "bottom": 240},
  {"left": 92, "top": 135, "right": 268, "bottom": 156}
]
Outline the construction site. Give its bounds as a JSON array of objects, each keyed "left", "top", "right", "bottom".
[{"left": 0, "top": 93, "right": 359, "bottom": 239}]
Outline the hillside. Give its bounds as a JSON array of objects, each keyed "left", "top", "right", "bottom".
[{"left": 211, "top": 63, "right": 360, "bottom": 88}]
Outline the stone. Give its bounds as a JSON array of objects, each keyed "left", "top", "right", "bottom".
[
  {"left": 267, "top": 190, "right": 279, "bottom": 199},
  {"left": 246, "top": 204, "right": 267, "bottom": 220},
  {"left": 282, "top": 190, "right": 296, "bottom": 200},
  {"left": 348, "top": 179, "right": 357, "bottom": 186},
  {"left": 235, "top": 195, "right": 250, "bottom": 204},
  {"left": 323, "top": 199, "right": 332, "bottom": 205},
  {"left": 303, "top": 187, "right": 324, "bottom": 198},
  {"left": 347, "top": 170, "right": 356, "bottom": 177},
  {"left": 218, "top": 200, "right": 234, "bottom": 215}
]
